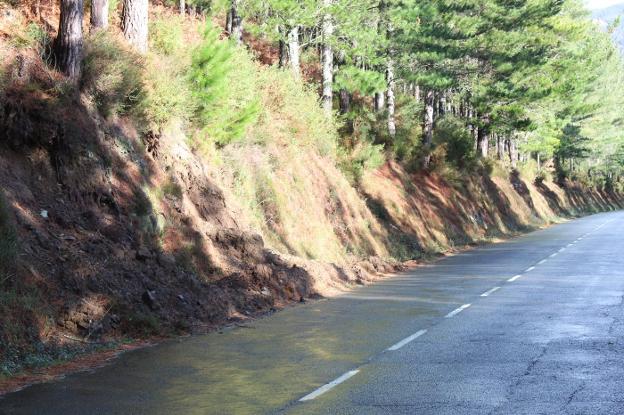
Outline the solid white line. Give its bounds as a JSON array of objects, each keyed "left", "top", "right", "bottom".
[
  {"left": 299, "top": 370, "right": 360, "bottom": 401},
  {"left": 525, "top": 266, "right": 536, "bottom": 272},
  {"left": 508, "top": 274, "right": 522, "bottom": 282},
  {"left": 538, "top": 259, "right": 547, "bottom": 265},
  {"left": 549, "top": 253, "right": 557, "bottom": 258},
  {"left": 387, "top": 329, "right": 427, "bottom": 351},
  {"left": 481, "top": 287, "right": 501, "bottom": 297},
  {"left": 445, "top": 304, "right": 471, "bottom": 318}
]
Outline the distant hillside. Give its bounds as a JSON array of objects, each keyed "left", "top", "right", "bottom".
[{"left": 592, "top": 3, "right": 624, "bottom": 50}]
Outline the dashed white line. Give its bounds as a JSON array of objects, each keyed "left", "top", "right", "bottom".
[
  {"left": 481, "top": 287, "right": 501, "bottom": 297},
  {"left": 445, "top": 304, "right": 471, "bottom": 318},
  {"left": 567, "top": 243, "right": 573, "bottom": 248},
  {"left": 299, "top": 370, "right": 360, "bottom": 401},
  {"left": 387, "top": 329, "right": 427, "bottom": 351},
  {"left": 549, "top": 253, "right": 557, "bottom": 258},
  {"left": 559, "top": 248, "right": 566, "bottom": 253},
  {"left": 525, "top": 266, "right": 536, "bottom": 272},
  {"left": 508, "top": 274, "right": 523, "bottom": 282},
  {"left": 537, "top": 259, "right": 547, "bottom": 265}
]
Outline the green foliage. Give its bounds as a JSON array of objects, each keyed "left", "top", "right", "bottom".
[
  {"left": 433, "top": 116, "right": 477, "bottom": 170},
  {"left": 338, "top": 141, "right": 386, "bottom": 184},
  {"left": 82, "top": 32, "right": 145, "bottom": 118},
  {"left": 189, "top": 26, "right": 260, "bottom": 147},
  {"left": 141, "top": 55, "right": 194, "bottom": 129},
  {"left": 149, "top": 16, "right": 184, "bottom": 56}
]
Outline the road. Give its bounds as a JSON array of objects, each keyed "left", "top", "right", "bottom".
[{"left": 1, "top": 211, "right": 623, "bottom": 414}]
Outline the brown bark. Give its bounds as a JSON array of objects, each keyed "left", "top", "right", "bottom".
[
  {"left": 230, "top": 0, "right": 243, "bottom": 45},
  {"left": 477, "top": 114, "right": 490, "bottom": 158},
  {"left": 90, "top": 0, "right": 108, "bottom": 30},
  {"left": 55, "top": 0, "right": 84, "bottom": 80},
  {"left": 122, "top": 0, "right": 148, "bottom": 53},
  {"left": 386, "top": 58, "right": 396, "bottom": 138},
  {"left": 422, "top": 90, "right": 435, "bottom": 168},
  {"left": 374, "top": 92, "right": 385, "bottom": 112}
]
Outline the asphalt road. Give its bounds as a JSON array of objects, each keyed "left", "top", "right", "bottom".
[{"left": 1, "top": 211, "right": 623, "bottom": 414}]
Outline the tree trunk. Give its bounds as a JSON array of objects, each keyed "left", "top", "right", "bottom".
[
  {"left": 439, "top": 91, "right": 446, "bottom": 118},
  {"left": 55, "top": 0, "right": 84, "bottom": 80},
  {"left": 226, "top": 8, "right": 232, "bottom": 33},
  {"left": 179, "top": 0, "right": 185, "bottom": 15},
  {"left": 507, "top": 138, "right": 518, "bottom": 168},
  {"left": 230, "top": 0, "right": 243, "bottom": 45},
  {"left": 321, "top": 0, "right": 334, "bottom": 116},
  {"left": 386, "top": 58, "right": 396, "bottom": 138},
  {"left": 423, "top": 90, "right": 435, "bottom": 168},
  {"left": 339, "top": 89, "right": 350, "bottom": 115},
  {"left": 477, "top": 115, "right": 490, "bottom": 158},
  {"left": 287, "top": 26, "right": 301, "bottom": 81},
  {"left": 374, "top": 92, "right": 385, "bottom": 112},
  {"left": 90, "top": 0, "right": 108, "bottom": 30},
  {"left": 278, "top": 28, "right": 287, "bottom": 69},
  {"left": 122, "top": 0, "right": 148, "bottom": 53},
  {"left": 414, "top": 84, "right": 420, "bottom": 102},
  {"left": 496, "top": 134, "right": 504, "bottom": 160}
]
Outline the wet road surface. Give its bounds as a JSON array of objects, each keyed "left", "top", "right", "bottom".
[{"left": 1, "top": 211, "right": 623, "bottom": 414}]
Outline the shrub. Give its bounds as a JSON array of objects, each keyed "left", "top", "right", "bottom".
[
  {"left": 338, "top": 141, "right": 386, "bottom": 184},
  {"left": 82, "top": 32, "right": 145, "bottom": 118},
  {"left": 149, "top": 16, "right": 184, "bottom": 56},
  {"left": 141, "top": 55, "right": 194, "bottom": 129},
  {"left": 189, "top": 25, "right": 260, "bottom": 147},
  {"left": 432, "top": 116, "right": 477, "bottom": 170}
]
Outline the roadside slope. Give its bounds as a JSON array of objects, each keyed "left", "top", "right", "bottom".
[{"left": 0, "top": 4, "right": 622, "bottom": 380}]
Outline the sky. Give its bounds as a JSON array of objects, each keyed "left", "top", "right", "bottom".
[{"left": 585, "top": 0, "right": 624, "bottom": 10}]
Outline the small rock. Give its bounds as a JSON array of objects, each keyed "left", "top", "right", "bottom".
[
  {"left": 142, "top": 290, "right": 159, "bottom": 310},
  {"left": 40, "top": 210, "right": 48, "bottom": 219}
]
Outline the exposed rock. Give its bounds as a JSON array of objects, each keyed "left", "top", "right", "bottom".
[{"left": 141, "top": 290, "right": 159, "bottom": 311}]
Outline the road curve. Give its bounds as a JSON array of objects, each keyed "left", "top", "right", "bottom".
[{"left": 1, "top": 211, "right": 623, "bottom": 414}]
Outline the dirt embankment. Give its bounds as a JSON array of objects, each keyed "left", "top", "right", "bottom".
[{"left": 0, "top": 9, "right": 622, "bottom": 389}]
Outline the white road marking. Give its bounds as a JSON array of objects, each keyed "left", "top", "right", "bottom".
[
  {"left": 567, "top": 243, "right": 573, "bottom": 247},
  {"left": 387, "top": 329, "right": 427, "bottom": 351},
  {"left": 299, "top": 370, "right": 360, "bottom": 401},
  {"left": 481, "top": 287, "right": 501, "bottom": 297},
  {"left": 559, "top": 248, "right": 566, "bottom": 253},
  {"left": 445, "top": 304, "right": 471, "bottom": 318},
  {"left": 508, "top": 274, "right": 523, "bottom": 282},
  {"left": 549, "top": 253, "right": 557, "bottom": 258},
  {"left": 525, "top": 266, "right": 536, "bottom": 272},
  {"left": 538, "top": 259, "right": 547, "bottom": 265}
]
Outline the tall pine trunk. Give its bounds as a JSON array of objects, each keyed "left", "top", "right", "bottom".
[
  {"left": 374, "top": 92, "right": 385, "bottom": 112},
  {"left": 122, "top": 0, "right": 148, "bottom": 53},
  {"left": 423, "top": 90, "right": 435, "bottom": 168},
  {"left": 55, "top": 0, "right": 84, "bottom": 80},
  {"left": 230, "top": 0, "right": 243, "bottom": 45},
  {"left": 90, "top": 0, "right": 108, "bottom": 30},
  {"left": 507, "top": 138, "right": 518, "bottom": 168},
  {"left": 477, "top": 128, "right": 488, "bottom": 158},
  {"left": 496, "top": 134, "right": 504, "bottom": 160},
  {"left": 321, "top": 0, "right": 334, "bottom": 116},
  {"left": 386, "top": 58, "right": 396, "bottom": 138},
  {"left": 287, "top": 26, "right": 301, "bottom": 81}
]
